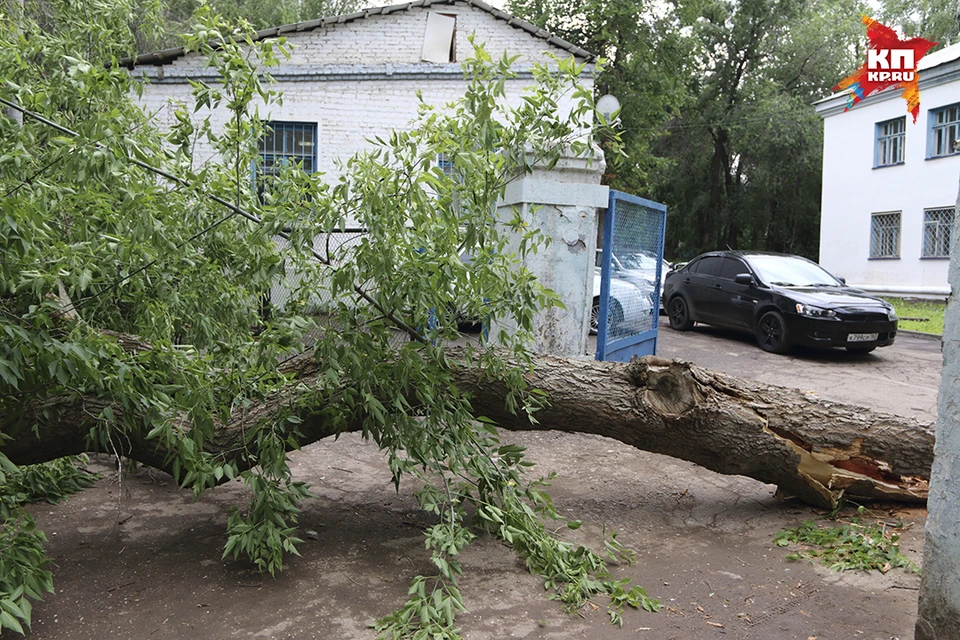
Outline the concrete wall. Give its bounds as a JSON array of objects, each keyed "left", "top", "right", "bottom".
[
  {"left": 818, "top": 80, "right": 959, "bottom": 297},
  {"left": 490, "top": 147, "right": 608, "bottom": 357},
  {"left": 915, "top": 176, "right": 960, "bottom": 639}
]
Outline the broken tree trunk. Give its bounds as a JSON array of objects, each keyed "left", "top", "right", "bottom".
[
  {"left": 451, "top": 354, "right": 932, "bottom": 509},
  {"left": 2, "top": 349, "right": 933, "bottom": 509}
]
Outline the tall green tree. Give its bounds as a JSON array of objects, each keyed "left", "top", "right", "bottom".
[
  {"left": 879, "top": 0, "right": 960, "bottom": 47},
  {"left": 507, "top": 0, "right": 694, "bottom": 191},
  {"left": 508, "top": 0, "right": 867, "bottom": 260},
  {"left": 652, "top": 0, "right": 866, "bottom": 259}
]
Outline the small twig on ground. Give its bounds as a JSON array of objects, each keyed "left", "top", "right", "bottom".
[{"left": 888, "top": 585, "right": 920, "bottom": 591}]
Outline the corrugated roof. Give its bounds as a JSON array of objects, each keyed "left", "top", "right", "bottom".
[{"left": 120, "top": 0, "right": 593, "bottom": 69}]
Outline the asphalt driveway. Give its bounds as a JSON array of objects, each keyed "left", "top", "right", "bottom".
[{"left": 654, "top": 323, "right": 942, "bottom": 422}]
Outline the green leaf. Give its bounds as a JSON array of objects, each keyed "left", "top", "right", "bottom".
[{"left": 0, "top": 610, "right": 24, "bottom": 635}]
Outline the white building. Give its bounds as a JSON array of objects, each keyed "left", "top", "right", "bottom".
[
  {"left": 815, "top": 43, "right": 960, "bottom": 298},
  {"left": 123, "top": 0, "right": 608, "bottom": 355},
  {"left": 126, "top": 0, "right": 592, "bottom": 180}
]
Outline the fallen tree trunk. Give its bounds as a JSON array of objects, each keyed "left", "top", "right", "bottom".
[
  {"left": 2, "top": 350, "right": 933, "bottom": 509},
  {"left": 451, "top": 354, "right": 933, "bottom": 509}
]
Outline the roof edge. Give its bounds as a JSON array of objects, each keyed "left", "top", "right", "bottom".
[
  {"left": 813, "top": 56, "right": 960, "bottom": 118},
  {"left": 118, "top": 0, "right": 594, "bottom": 69}
]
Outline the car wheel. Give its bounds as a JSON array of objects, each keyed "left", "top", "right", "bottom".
[
  {"left": 668, "top": 296, "right": 693, "bottom": 331},
  {"left": 756, "top": 310, "right": 791, "bottom": 354},
  {"left": 590, "top": 298, "right": 624, "bottom": 336},
  {"left": 846, "top": 345, "right": 877, "bottom": 354}
]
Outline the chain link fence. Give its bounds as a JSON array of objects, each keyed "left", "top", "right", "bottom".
[
  {"left": 596, "top": 191, "right": 667, "bottom": 361},
  {"left": 268, "top": 230, "right": 415, "bottom": 348}
]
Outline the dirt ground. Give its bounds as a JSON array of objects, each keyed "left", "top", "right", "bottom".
[{"left": 19, "top": 332, "right": 936, "bottom": 640}]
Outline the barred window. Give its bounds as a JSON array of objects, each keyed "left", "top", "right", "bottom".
[
  {"left": 923, "top": 207, "right": 955, "bottom": 258},
  {"left": 870, "top": 212, "right": 901, "bottom": 258},
  {"left": 930, "top": 103, "right": 960, "bottom": 158},
  {"left": 875, "top": 117, "right": 905, "bottom": 167},
  {"left": 258, "top": 122, "right": 317, "bottom": 177},
  {"left": 436, "top": 153, "right": 456, "bottom": 177}
]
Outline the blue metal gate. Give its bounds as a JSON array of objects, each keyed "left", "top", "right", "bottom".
[{"left": 595, "top": 190, "right": 667, "bottom": 361}]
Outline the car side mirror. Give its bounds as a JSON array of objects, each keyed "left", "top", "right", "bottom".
[
  {"left": 838, "top": 276, "right": 846, "bottom": 285},
  {"left": 734, "top": 273, "right": 754, "bottom": 285}
]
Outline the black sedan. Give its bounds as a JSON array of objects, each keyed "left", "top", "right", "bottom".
[{"left": 662, "top": 251, "right": 898, "bottom": 354}]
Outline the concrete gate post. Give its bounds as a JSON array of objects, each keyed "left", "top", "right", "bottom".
[
  {"left": 915, "top": 174, "right": 960, "bottom": 640},
  {"left": 489, "top": 145, "right": 608, "bottom": 357}
]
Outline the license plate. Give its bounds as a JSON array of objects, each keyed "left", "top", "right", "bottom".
[{"left": 848, "top": 333, "right": 878, "bottom": 342}]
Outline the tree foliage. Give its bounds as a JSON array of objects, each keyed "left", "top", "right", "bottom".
[
  {"left": 652, "top": 0, "right": 867, "bottom": 259},
  {"left": 0, "top": 2, "right": 654, "bottom": 637},
  {"left": 507, "top": 0, "right": 693, "bottom": 189},
  {"left": 510, "top": 0, "right": 874, "bottom": 260},
  {"left": 879, "top": 0, "right": 960, "bottom": 48},
  {"left": 4, "top": 0, "right": 367, "bottom": 53}
]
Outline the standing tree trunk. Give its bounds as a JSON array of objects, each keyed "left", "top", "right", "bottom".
[{"left": 914, "top": 137, "right": 960, "bottom": 640}]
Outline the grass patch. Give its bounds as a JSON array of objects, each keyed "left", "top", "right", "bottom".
[
  {"left": 774, "top": 506, "right": 919, "bottom": 574},
  {"left": 884, "top": 297, "right": 945, "bottom": 335}
]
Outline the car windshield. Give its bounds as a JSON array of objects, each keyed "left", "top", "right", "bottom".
[{"left": 746, "top": 255, "right": 840, "bottom": 287}]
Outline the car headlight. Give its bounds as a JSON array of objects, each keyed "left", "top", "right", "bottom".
[{"left": 795, "top": 303, "right": 836, "bottom": 318}]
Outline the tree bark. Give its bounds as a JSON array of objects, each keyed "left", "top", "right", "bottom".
[{"left": 2, "top": 350, "right": 933, "bottom": 510}]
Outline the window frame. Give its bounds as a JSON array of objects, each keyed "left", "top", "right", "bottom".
[
  {"left": 257, "top": 121, "right": 318, "bottom": 178},
  {"left": 694, "top": 255, "right": 724, "bottom": 276},
  {"left": 927, "top": 102, "right": 960, "bottom": 159},
  {"left": 718, "top": 256, "right": 748, "bottom": 280},
  {"left": 875, "top": 117, "right": 905, "bottom": 168},
  {"left": 869, "top": 211, "right": 902, "bottom": 259},
  {"left": 922, "top": 207, "right": 955, "bottom": 259}
]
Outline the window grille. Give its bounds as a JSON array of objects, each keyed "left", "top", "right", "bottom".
[
  {"left": 923, "top": 207, "right": 955, "bottom": 257},
  {"left": 870, "top": 212, "right": 901, "bottom": 258},
  {"left": 258, "top": 122, "right": 317, "bottom": 176},
  {"left": 930, "top": 104, "right": 960, "bottom": 158},
  {"left": 436, "top": 153, "right": 456, "bottom": 177},
  {"left": 876, "top": 117, "right": 905, "bottom": 166}
]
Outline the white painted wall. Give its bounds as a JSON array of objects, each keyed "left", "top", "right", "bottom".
[
  {"left": 818, "top": 76, "right": 959, "bottom": 297},
  {"left": 134, "top": 3, "right": 592, "bottom": 180}
]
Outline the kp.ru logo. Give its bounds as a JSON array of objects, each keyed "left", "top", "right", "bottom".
[
  {"left": 866, "top": 49, "right": 917, "bottom": 82},
  {"left": 834, "top": 17, "right": 937, "bottom": 122}
]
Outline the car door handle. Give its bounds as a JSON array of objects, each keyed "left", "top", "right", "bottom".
[
  {"left": 715, "top": 284, "right": 722, "bottom": 289},
  {"left": 684, "top": 278, "right": 691, "bottom": 284}
]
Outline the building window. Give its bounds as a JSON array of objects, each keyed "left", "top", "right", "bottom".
[
  {"left": 870, "top": 212, "right": 901, "bottom": 258},
  {"left": 436, "top": 153, "right": 456, "bottom": 177},
  {"left": 929, "top": 103, "right": 960, "bottom": 159},
  {"left": 875, "top": 117, "right": 905, "bottom": 167},
  {"left": 258, "top": 121, "right": 317, "bottom": 177},
  {"left": 923, "top": 207, "right": 955, "bottom": 258}
]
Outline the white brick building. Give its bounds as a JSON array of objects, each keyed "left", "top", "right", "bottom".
[
  {"left": 123, "top": 0, "right": 605, "bottom": 333},
  {"left": 814, "top": 43, "right": 960, "bottom": 298},
  {"left": 126, "top": 0, "right": 593, "bottom": 179}
]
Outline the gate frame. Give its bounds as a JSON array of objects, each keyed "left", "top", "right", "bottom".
[{"left": 595, "top": 190, "right": 667, "bottom": 361}]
